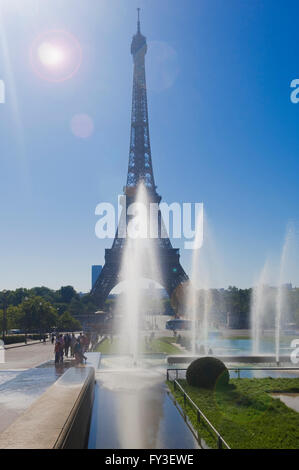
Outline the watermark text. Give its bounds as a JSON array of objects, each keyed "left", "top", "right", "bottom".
[{"left": 95, "top": 196, "right": 204, "bottom": 250}]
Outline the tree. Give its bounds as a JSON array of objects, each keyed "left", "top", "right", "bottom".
[
  {"left": 58, "top": 286, "right": 78, "bottom": 304},
  {"left": 69, "top": 297, "right": 85, "bottom": 316},
  {"left": 57, "top": 311, "right": 81, "bottom": 332},
  {"left": 19, "top": 296, "right": 58, "bottom": 334},
  {"left": 7, "top": 305, "right": 22, "bottom": 330}
]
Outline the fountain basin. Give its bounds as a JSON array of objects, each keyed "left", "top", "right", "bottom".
[{"left": 167, "top": 354, "right": 293, "bottom": 364}]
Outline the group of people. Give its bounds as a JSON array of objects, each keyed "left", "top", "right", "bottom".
[{"left": 54, "top": 332, "right": 90, "bottom": 365}]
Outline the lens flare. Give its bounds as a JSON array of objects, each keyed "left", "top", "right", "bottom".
[
  {"left": 38, "top": 42, "right": 65, "bottom": 68},
  {"left": 30, "top": 30, "right": 82, "bottom": 82},
  {"left": 70, "top": 114, "right": 94, "bottom": 139}
]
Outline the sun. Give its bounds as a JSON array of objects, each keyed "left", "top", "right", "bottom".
[
  {"left": 30, "top": 30, "right": 82, "bottom": 82},
  {"left": 38, "top": 42, "right": 65, "bottom": 68}
]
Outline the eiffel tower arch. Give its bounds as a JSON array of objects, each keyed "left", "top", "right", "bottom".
[{"left": 91, "top": 11, "right": 189, "bottom": 308}]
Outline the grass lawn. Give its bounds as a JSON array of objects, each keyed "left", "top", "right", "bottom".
[
  {"left": 95, "top": 336, "right": 181, "bottom": 354},
  {"left": 95, "top": 337, "right": 120, "bottom": 354},
  {"left": 168, "top": 377, "right": 299, "bottom": 449},
  {"left": 148, "top": 337, "right": 181, "bottom": 354}
]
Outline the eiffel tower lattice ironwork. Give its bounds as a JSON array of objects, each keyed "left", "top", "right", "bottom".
[{"left": 91, "top": 11, "right": 189, "bottom": 308}]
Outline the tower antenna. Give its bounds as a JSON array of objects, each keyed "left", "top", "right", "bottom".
[{"left": 137, "top": 7, "right": 141, "bottom": 33}]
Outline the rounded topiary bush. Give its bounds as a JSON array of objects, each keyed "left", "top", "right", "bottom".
[{"left": 186, "top": 357, "right": 229, "bottom": 389}]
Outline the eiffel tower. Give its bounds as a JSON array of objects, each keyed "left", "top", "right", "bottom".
[{"left": 91, "top": 10, "right": 189, "bottom": 308}]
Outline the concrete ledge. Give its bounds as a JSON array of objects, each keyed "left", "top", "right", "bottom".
[
  {"left": 167, "top": 355, "right": 292, "bottom": 364},
  {"left": 0, "top": 366, "right": 95, "bottom": 449}
]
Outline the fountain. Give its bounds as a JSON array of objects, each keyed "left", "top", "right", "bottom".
[
  {"left": 250, "top": 223, "right": 298, "bottom": 362},
  {"left": 187, "top": 212, "right": 204, "bottom": 355},
  {"left": 116, "top": 182, "right": 162, "bottom": 363},
  {"left": 187, "top": 212, "right": 218, "bottom": 355},
  {"left": 88, "top": 184, "right": 200, "bottom": 449},
  {"left": 251, "top": 261, "right": 270, "bottom": 355},
  {"left": 275, "top": 226, "right": 295, "bottom": 363}
]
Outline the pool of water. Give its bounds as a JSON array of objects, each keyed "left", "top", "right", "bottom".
[
  {"left": 88, "top": 356, "right": 198, "bottom": 449},
  {"left": 198, "top": 334, "right": 295, "bottom": 357}
]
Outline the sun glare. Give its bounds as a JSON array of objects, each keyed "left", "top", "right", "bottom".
[
  {"left": 38, "top": 42, "right": 65, "bottom": 68},
  {"left": 30, "top": 30, "right": 82, "bottom": 82}
]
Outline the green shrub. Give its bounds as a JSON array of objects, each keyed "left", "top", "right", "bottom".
[
  {"left": 4, "top": 335, "right": 26, "bottom": 345},
  {"left": 186, "top": 357, "right": 229, "bottom": 389},
  {"left": 4, "top": 334, "right": 46, "bottom": 345}
]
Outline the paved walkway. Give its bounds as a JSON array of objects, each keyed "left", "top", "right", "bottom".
[{"left": 0, "top": 341, "right": 54, "bottom": 370}]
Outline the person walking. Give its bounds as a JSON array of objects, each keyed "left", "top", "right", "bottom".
[
  {"left": 58, "top": 334, "right": 64, "bottom": 363},
  {"left": 74, "top": 338, "right": 87, "bottom": 365},
  {"left": 79, "top": 333, "right": 86, "bottom": 352},
  {"left": 54, "top": 340, "right": 61, "bottom": 364},
  {"left": 83, "top": 333, "right": 90, "bottom": 353},
  {"left": 64, "top": 333, "right": 70, "bottom": 357},
  {"left": 70, "top": 333, "right": 76, "bottom": 357}
]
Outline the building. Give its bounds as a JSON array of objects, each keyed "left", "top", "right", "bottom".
[{"left": 92, "top": 265, "right": 102, "bottom": 289}]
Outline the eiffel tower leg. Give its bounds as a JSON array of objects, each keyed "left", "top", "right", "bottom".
[
  {"left": 165, "top": 264, "right": 189, "bottom": 298},
  {"left": 91, "top": 262, "right": 120, "bottom": 309},
  {"left": 91, "top": 251, "right": 188, "bottom": 311}
]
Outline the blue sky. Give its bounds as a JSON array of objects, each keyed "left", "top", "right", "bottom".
[{"left": 0, "top": 0, "right": 298, "bottom": 292}]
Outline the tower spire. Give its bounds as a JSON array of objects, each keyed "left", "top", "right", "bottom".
[
  {"left": 128, "top": 9, "right": 156, "bottom": 192},
  {"left": 137, "top": 8, "right": 141, "bottom": 33}
]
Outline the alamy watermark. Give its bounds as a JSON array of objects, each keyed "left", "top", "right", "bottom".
[
  {"left": 95, "top": 196, "right": 204, "bottom": 250},
  {"left": 290, "top": 339, "right": 299, "bottom": 364},
  {"left": 290, "top": 79, "right": 299, "bottom": 103}
]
